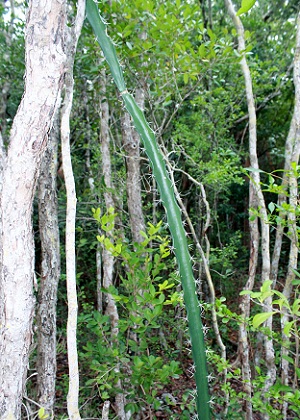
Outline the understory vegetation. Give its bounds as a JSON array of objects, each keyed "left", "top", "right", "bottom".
[{"left": 1, "top": 0, "right": 300, "bottom": 419}]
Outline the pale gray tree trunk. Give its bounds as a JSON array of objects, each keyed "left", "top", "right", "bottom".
[
  {"left": 99, "top": 69, "right": 117, "bottom": 326},
  {"left": 0, "top": 1, "right": 67, "bottom": 418},
  {"left": 225, "top": 0, "right": 275, "bottom": 417},
  {"left": 270, "top": 120, "right": 295, "bottom": 284},
  {"left": 36, "top": 113, "right": 60, "bottom": 415},
  {"left": 121, "top": 68, "right": 146, "bottom": 245},
  {"left": 121, "top": 108, "right": 145, "bottom": 244},
  {"left": 280, "top": 12, "right": 300, "bottom": 418},
  {"left": 240, "top": 183, "right": 259, "bottom": 420},
  {"left": 60, "top": 1, "right": 85, "bottom": 418},
  {"left": 99, "top": 70, "right": 126, "bottom": 419}
]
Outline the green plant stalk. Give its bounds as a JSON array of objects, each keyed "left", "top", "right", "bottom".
[{"left": 86, "top": 1, "right": 211, "bottom": 417}]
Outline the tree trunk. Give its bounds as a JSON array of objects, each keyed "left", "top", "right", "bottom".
[
  {"left": 99, "top": 69, "right": 126, "bottom": 419},
  {"left": 60, "top": 1, "right": 85, "bottom": 418},
  {"left": 240, "top": 183, "right": 259, "bottom": 420},
  {"left": 0, "top": 1, "right": 67, "bottom": 417},
  {"left": 121, "top": 108, "right": 145, "bottom": 245},
  {"left": 270, "top": 118, "right": 295, "bottom": 285},
  {"left": 36, "top": 113, "right": 60, "bottom": 414},
  {"left": 224, "top": 0, "right": 275, "bottom": 417},
  {"left": 121, "top": 47, "right": 146, "bottom": 246},
  {"left": 280, "top": 12, "right": 300, "bottom": 418}
]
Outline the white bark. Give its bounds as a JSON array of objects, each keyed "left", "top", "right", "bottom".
[
  {"left": 60, "top": 1, "right": 85, "bottom": 418},
  {"left": 101, "top": 401, "right": 110, "bottom": 420},
  {"left": 0, "top": 1, "right": 67, "bottom": 418}
]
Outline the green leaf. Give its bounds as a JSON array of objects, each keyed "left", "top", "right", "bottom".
[
  {"left": 240, "top": 290, "right": 252, "bottom": 296},
  {"left": 38, "top": 408, "right": 49, "bottom": 420},
  {"left": 268, "top": 202, "right": 275, "bottom": 214},
  {"left": 158, "top": 280, "right": 174, "bottom": 291},
  {"left": 245, "top": 166, "right": 264, "bottom": 173},
  {"left": 236, "top": 0, "right": 257, "bottom": 17},
  {"left": 292, "top": 278, "right": 300, "bottom": 286},
  {"left": 292, "top": 268, "right": 300, "bottom": 278},
  {"left": 283, "top": 320, "right": 294, "bottom": 337},
  {"left": 252, "top": 312, "right": 275, "bottom": 329},
  {"left": 282, "top": 354, "right": 294, "bottom": 365},
  {"left": 292, "top": 299, "right": 300, "bottom": 316},
  {"left": 261, "top": 280, "right": 273, "bottom": 293},
  {"left": 198, "top": 43, "right": 206, "bottom": 58},
  {"left": 207, "top": 28, "right": 216, "bottom": 42}
]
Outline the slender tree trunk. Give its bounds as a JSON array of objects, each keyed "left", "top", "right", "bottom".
[
  {"left": 60, "top": 2, "right": 85, "bottom": 418},
  {"left": 240, "top": 183, "right": 259, "bottom": 420},
  {"left": 225, "top": 0, "right": 275, "bottom": 417},
  {"left": 99, "top": 69, "right": 117, "bottom": 323},
  {"left": 99, "top": 69, "right": 126, "bottom": 419},
  {"left": 36, "top": 113, "right": 61, "bottom": 414},
  {"left": 121, "top": 32, "right": 146, "bottom": 245},
  {"left": 270, "top": 118, "right": 295, "bottom": 284},
  {"left": 0, "top": 1, "right": 67, "bottom": 418},
  {"left": 280, "top": 12, "right": 300, "bottom": 418},
  {"left": 121, "top": 106, "right": 145, "bottom": 245}
]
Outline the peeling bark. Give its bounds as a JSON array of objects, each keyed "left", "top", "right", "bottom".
[{"left": 0, "top": 1, "right": 67, "bottom": 418}]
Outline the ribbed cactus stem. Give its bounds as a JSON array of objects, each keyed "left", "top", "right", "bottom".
[{"left": 86, "top": 1, "right": 211, "bottom": 418}]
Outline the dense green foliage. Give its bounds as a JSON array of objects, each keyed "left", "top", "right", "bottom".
[{"left": 1, "top": 0, "right": 300, "bottom": 418}]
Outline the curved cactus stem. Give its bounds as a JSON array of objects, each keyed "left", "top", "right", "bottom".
[{"left": 86, "top": 1, "right": 211, "bottom": 418}]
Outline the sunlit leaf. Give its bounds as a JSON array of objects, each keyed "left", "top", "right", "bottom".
[
  {"left": 38, "top": 408, "right": 49, "bottom": 420},
  {"left": 237, "top": 0, "right": 257, "bottom": 17},
  {"left": 252, "top": 312, "right": 275, "bottom": 328},
  {"left": 283, "top": 320, "right": 294, "bottom": 337},
  {"left": 268, "top": 202, "right": 275, "bottom": 213}
]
